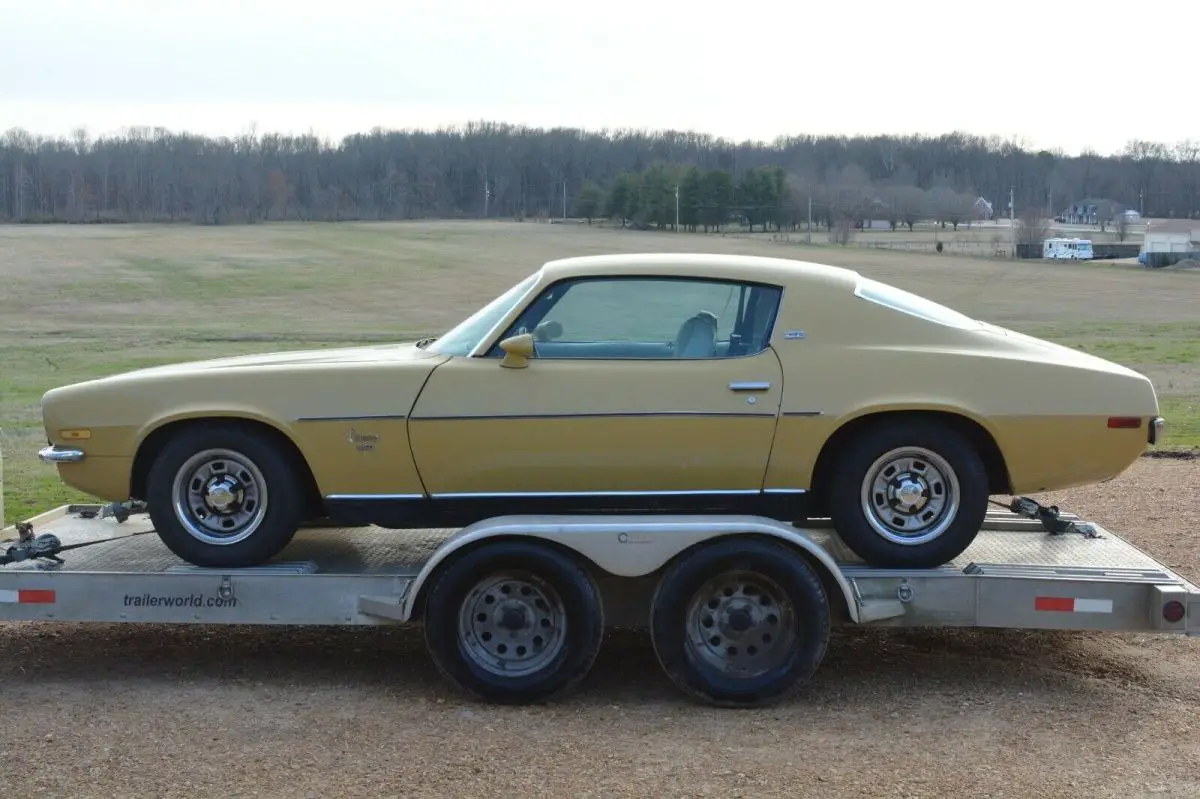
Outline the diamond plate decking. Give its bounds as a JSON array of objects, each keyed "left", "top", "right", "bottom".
[{"left": 4, "top": 505, "right": 1185, "bottom": 586}]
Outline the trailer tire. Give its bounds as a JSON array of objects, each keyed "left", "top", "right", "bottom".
[
  {"left": 827, "top": 418, "right": 989, "bottom": 569},
  {"left": 145, "top": 423, "right": 304, "bottom": 567},
  {"left": 423, "top": 541, "right": 604, "bottom": 704},
  {"left": 649, "top": 537, "right": 830, "bottom": 707}
]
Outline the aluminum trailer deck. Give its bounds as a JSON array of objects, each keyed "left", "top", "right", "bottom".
[{"left": 2, "top": 503, "right": 1197, "bottom": 706}]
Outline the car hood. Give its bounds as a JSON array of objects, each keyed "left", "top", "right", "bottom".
[{"left": 109, "top": 341, "right": 441, "bottom": 379}]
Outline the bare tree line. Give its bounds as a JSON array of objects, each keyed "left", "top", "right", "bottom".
[{"left": 0, "top": 122, "right": 1196, "bottom": 225}]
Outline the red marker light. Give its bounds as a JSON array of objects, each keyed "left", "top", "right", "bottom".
[
  {"left": 1106, "top": 417, "right": 1141, "bottom": 429},
  {"left": 1163, "top": 600, "right": 1185, "bottom": 623}
]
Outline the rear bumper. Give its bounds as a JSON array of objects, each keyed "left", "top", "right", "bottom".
[
  {"left": 38, "top": 445, "right": 85, "bottom": 464},
  {"left": 1149, "top": 416, "right": 1165, "bottom": 445}
]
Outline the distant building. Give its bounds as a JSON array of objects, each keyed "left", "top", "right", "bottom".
[
  {"left": 1062, "top": 198, "right": 1124, "bottom": 226},
  {"left": 974, "top": 197, "right": 993, "bottom": 220},
  {"left": 1139, "top": 219, "right": 1200, "bottom": 266},
  {"left": 1142, "top": 219, "right": 1200, "bottom": 252}
]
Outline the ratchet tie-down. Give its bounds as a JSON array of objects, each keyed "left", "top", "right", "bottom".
[
  {"left": 1, "top": 501, "right": 155, "bottom": 569},
  {"left": 991, "top": 496, "right": 1104, "bottom": 539}
]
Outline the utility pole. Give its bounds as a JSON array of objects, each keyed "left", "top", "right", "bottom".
[
  {"left": 562, "top": 180, "right": 567, "bottom": 219},
  {"left": 674, "top": 184, "right": 680, "bottom": 231},
  {"left": 482, "top": 165, "right": 489, "bottom": 219},
  {"left": 807, "top": 195, "right": 812, "bottom": 243},
  {"left": 1009, "top": 186, "right": 1016, "bottom": 260}
]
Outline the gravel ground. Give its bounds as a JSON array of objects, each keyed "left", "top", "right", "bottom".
[{"left": 1, "top": 457, "right": 1198, "bottom": 798}]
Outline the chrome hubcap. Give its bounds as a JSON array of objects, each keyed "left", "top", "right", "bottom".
[
  {"left": 458, "top": 573, "right": 567, "bottom": 677},
  {"left": 204, "top": 477, "right": 240, "bottom": 512},
  {"left": 171, "top": 449, "right": 269, "bottom": 546},
  {"left": 685, "top": 571, "right": 796, "bottom": 678},
  {"left": 860, "top": 446, "right": 960, "bottom": 546}
]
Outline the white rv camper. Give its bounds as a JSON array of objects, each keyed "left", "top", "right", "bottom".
[{"left": 1043, "top": 237, "right": 1094, "bottom": 260}]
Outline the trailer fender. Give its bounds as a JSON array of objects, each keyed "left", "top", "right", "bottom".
[{"left": 401, "top": 514, "right": 861, "bottom": 623}]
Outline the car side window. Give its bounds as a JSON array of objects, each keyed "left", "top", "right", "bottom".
[{"left": 486, "top": 276, "right": 782, "bottom": 360}]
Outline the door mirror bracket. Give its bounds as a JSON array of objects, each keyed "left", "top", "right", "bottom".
[{"left": 498, "top": 333, "right": 535, "bottom": 369}]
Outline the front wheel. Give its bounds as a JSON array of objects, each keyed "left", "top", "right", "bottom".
[
  {"left": 827, "top": 419, "right": 990, "bottom": 569},
  {"left": 145, "top": 423, "right": 305, "bottom": 567}
]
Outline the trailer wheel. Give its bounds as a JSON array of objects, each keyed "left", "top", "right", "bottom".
[
  {"left": 146, "top": 423, "right": 304, "bottom": 567},
  {"left": 423, "top": 541, "right": 604, "bottom": 704},
  {"left": 649, "top": 537, "right": 830, "bottom": 707}
]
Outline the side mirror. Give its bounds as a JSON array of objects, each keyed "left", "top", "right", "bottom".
[{"left": 498, "top": 333, "right": 535, "bottom": 369}]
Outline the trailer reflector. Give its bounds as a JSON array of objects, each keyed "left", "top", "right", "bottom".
[
  {"left": 0, "top": 589, "right": 56, "bottom": 604},
  {"left": 1034, "top": 596, "right": 1113, "bottom": 613},
  {"left": 1162, "top": 600, "right": 1186, "bottom": 623}
]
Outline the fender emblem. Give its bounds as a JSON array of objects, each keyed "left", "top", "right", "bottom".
[{"left": 346, "top": 428, "right": 380, "bottom": 452}]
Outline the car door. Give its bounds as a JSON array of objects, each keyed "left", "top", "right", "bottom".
[{"left": 407, "top": 274, "right": 786, "bottom": 508}]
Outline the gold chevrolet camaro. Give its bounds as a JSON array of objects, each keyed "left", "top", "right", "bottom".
[{"left": 38, "top": 253, "right": 1163, "bottom": 570}]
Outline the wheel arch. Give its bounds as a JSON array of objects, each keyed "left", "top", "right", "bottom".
[
  {"left": 404, "top": 533, "right": 608, "bottom": 622},
  {"left": 129, "top": 414, "right": 324, "bottom": 519},
  {"left": 807, "top": 408, "right": 1011, "bottom": 517},
  {"left": 651, "top": 533, "right": 855, "bottom": 624},
  {"left": 401, "top": 519, "right": 860, "bottom": 624}
]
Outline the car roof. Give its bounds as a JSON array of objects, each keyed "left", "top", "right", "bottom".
[{"left": 539, "top": 252, "right": 862, "bottom": 289}]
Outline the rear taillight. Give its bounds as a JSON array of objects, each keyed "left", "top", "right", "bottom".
[{"left": 1107, "top": 417, "right": 1141, "bottom": 429}]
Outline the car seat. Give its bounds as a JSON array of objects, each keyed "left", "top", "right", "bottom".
[{"left": 674, "top": 310, "right": 719, "bottom": 358}]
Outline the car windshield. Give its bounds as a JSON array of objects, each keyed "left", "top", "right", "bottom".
[
  {"left": 425, "top": 271, "right": 540, "bottom": 356},
  {"left": 853, "top": 277, "right": 981, "bottom": 330}
]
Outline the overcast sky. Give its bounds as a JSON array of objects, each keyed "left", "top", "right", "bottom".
[{"left": 1, "top": 0, "right": 1192, "bottom": 155}]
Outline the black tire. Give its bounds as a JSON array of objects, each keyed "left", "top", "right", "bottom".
[
  {"left": 423, "top": 541, "right": 604, "bottom": 704},
  {"left": 145, "top": 422, "right": 305, "bottom": 567},
  {"left": 649, "top": 537, "right": 830, "bottom": 708},
  {"left": 827, "top": 418, "right": 989, "bottom": 569}
]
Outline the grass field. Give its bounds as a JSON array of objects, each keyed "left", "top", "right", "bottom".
[{"left": 2, "top": 219, "right": 1196, "bottom": 523}]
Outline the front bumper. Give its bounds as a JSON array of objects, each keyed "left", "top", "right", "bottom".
[{"left": 38, "top": 445, "right": 85, "bottom": 463}]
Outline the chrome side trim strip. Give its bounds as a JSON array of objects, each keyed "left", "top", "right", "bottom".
[
  {"left": 411, "top": 411, "right": 777, "bottom": 421},
  {"left": 432, "top": 489, "right": 763, "bottom": 499},
  {"left": 728, "top": 381, "right": 771, "bottom": 391},
  {"left": 324, "top": 493, "right": 426, "bottom": 501},
  {"left": 324, "top": 489, "right": 807, "bottom": 501},
  {"left": 782, "top": 411, "right": 823, "bottom": 417},
  {"left": 38, "top": 445, "right": 85, "bottom": 463},
  {"left": 297, "top": 414, "right": 408, "bottom": 422}
]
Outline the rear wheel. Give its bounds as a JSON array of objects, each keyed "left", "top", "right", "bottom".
[
  {"left": 146, "top": 423, "right": 305, "bottom": 567},
  {"left": 827, "top": 418, "right": 989, "bottom": 569}
]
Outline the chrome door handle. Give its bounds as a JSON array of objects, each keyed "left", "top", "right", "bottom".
[{"left": 729, "top": 381, "right": 771, "bottom": 392}]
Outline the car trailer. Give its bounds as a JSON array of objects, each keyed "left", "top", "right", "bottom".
[{"left": 2, "top": 499, "right": 1198, "bottom": 707}]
